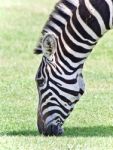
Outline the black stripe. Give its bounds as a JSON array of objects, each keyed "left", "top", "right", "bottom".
[
  {"left": 43, "top": 109, "right": 69, "bottom": 120},
  {"left": 48, "top": 64, "right": 78, "bottom": 84},
  {"left": 55, "top": 51, "right": 84, "bottom": 74},
  {"left": 49, "top": 79, "right": 79, "bottom": 97},
  {"left": 57, "top": 44, "right": 75, "bottom": 70},
  {"left": 40, "top": 92, "right": 52, "bottom": 104},
  {"left": 62, "top": 0, "right": 76, "bottom": 11},
  {"left": 54, "top": 53, "right": 75, "bottom": 75},
  {"left": 41, "top": 59, "right": 45, "bottom": 78},
  {"left": 40, "top": 86, "right": 73, "bottom": 106},
  {"left": 58, "top": 34, "right": 87, "bottom": 62},
  {"left": 49, "top": 86, "right": 72, "bottom": 104},
  {"left": 42, "top": 101, "right": 69, "bottom": 114},
  {"left": 56, "top": 7, "right": 70, "bottom": 20},
  {"left": 72, "top": 9, "right": 96, "bottom": 42},
  {"left": 50, "top": 17, "right": 92, "bottom": 53},
  {"left": 79, "top": 88, "right": 84, "bottom": 95},
  {"left": 67, "top": 17, "right": 95, "bottom": 46},
  {"left": 79, "top": 0, "right": 102, "bottom": 37},
  {"left": 91, "top": 0, "right": 110, "bottom": 30}
]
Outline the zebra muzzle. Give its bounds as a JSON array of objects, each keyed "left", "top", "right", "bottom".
[
  {"left": 37, "top": 111, "right": 64, "bottom": 136},
  {"left": 43, "top": 124, "right": 64, "bottom": 136}
]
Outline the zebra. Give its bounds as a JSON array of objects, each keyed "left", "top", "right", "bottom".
[{"left": 35, "top": 0, "right": 113, "bottom": 136}]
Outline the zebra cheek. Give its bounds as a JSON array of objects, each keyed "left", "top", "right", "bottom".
[
  {"left": 37, "top": 112, "right": 44, "bottom": 134},
  {"left": 37, "top": 97, "right": 44, "bottom": 134},
  {"left": 37, "top": 85, "right": 45, "bottom": 135}
]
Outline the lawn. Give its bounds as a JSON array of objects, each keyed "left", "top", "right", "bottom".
[{"left": 0, "top": 0, "right": 113, "bottom": 149}]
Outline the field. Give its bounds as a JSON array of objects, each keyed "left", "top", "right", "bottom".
[{"left": 1, "top": 0, "right": 113, "bottom": 149}]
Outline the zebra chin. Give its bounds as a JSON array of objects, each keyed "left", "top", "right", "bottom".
[{"left": 37, "top": 113, "right": 64, "bottom": 136}]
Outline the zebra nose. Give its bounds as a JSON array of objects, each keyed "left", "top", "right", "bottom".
[
  {"left": 37, "top": 109, "right": 64, "bottom": 136},
  {"left": 43, "top": 124, "right": 64, "bottom": 136}
]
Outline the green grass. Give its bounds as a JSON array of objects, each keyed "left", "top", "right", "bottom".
[{"left": 0, "top": 0, "right": 113, "bottom": 149}]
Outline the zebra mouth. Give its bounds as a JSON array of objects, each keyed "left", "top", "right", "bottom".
[
  {"left": 43, "top": 123, "right": 64, "bottom": 136},
  {"left": 37, "top": 112, "right": 64, "bottom": 136}
]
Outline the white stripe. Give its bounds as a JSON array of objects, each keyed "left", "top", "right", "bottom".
[
  {"left": 52, "top": 13, "right": 67, "bottom": 25},
  {"left": 51, "top": 62, "right": 83, "bottom": 80},
  {"left": 105, "top": 0, "right": 113, "bottom": 28},
  {"left": 48, "top": 3, "right": 96, "bottom": 44},
  {"left": 45, "top": 113, "right": 65, "bottom": 125},
  {"left": 41, "top": 90, "right": 50, "bottom": 100},
  {"left": 70, "top": 16, "right": 96, "bottom": 44},
  {"left": 52, "top": 11, "right": 96, "bottom": 44},
  {"left": 41, "top": 89, "right": 72, "bottom": 110},
  {"left": 57, "top": 39, "right": 86, "bottom": 68},
  {"left": 65, "top": 23, "right": 93, "bottom": 49},
  {"left": 57, "top": 2, "right": 72, "bottom": 16},
  {"left": 39, "top": 60, "right": 48, "bottom": 91},
  {"left": 66, "top": 0, "right": 79, "bottom": 7},
  {"left": 55, "top": 49, "right": 74, "bottom": 73},
  {"left": 44, "top": 28, "right": 87, "bottom": 69},
  {"left": 85, "top": 0, "right": 106, "bottom": 35},
  {"left": 53, "top": 57, "right": 67, "bottom": 75},
  {"left": 48, "top": 21, "right": 91, "bottom": 55},
  {"left": 42, "top": 31, "right": 73, "bottom": 74},
  {"left": 49, "top": 82, "right": 80, "bottom": 102},
  {"left": 48, "top": 66, "right": 78, "bottom": 89},
  {"left": 42, "top": 97, "right": 59, "bottom": 108},
  {"left": 42, "top": 106, "right": 68, "bottom": 117},
  {"left": 45, "top": 27, "right": 75, "bottom": 72},
  {"left": 76, "top": 7, "right": 99, "bottom": 40},
  {"left": 51, "top": 14, "right": 93, "bottom": 49}
]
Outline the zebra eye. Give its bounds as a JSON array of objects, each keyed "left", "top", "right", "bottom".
[
  {"left": 42, "top": 33, "right": 57, "bottom": 58},
  {"left": 37, "top": 78, "right": 45, "bottom": 87}
]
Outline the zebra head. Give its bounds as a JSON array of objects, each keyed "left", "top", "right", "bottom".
[
  {"left": 35, "top": 33, "right": 84, "bottom": 136},
  {"left": 34, "top": 0, "right": 113, "bottom": 136}
]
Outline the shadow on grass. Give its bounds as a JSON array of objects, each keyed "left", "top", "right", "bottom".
[
  {"left": 64, "top": 126, "right": 113, "bottom": 137},
  {"left": 0, "top": 126, "right": 113, "bottom": 137},
  {"left": 0, "top": 130, "right": 39, "bottom": 136}
]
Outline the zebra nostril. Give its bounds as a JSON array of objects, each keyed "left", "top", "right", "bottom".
[{"left": 44, "top": 124, "right": 64, "bottom": 136}]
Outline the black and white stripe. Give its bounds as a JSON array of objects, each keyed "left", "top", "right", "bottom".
[{"left": 35, "top": 0, "right": 113, "bottom": 135}]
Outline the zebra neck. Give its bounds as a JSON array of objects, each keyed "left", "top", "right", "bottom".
[
  {"left": 42, "top": 0, "right": 113, "bottom": 72},
  {"left": 43, "top": 0, "right": 113, "bottom": 42}
]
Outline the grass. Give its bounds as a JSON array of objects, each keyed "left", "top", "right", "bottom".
[{"left": 0, "top": 0, "right": 113, "bottom": 149}]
